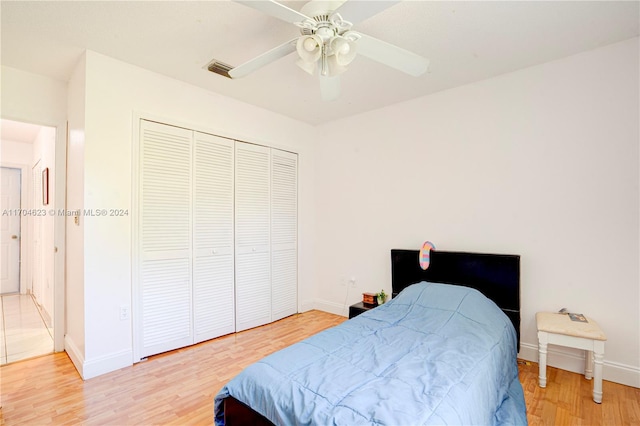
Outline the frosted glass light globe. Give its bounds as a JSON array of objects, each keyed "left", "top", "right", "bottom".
[{"left": 303, "top": 38, "right": 318, "bottom": 51}]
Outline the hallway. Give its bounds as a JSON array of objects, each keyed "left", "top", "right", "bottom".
[{"left": 0, "top": 293, "right": 53, "bottom": 365}]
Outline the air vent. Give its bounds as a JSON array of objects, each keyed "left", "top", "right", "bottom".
[{"left": 206, "top": 60, "right": 234, "bottom": 79}]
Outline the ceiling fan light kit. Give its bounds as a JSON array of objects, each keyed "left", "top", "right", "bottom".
[{"left": 212, "top": 0, "right": 429, "bottom": 100}]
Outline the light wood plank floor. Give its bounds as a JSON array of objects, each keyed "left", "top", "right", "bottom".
[{"left": 1, "top": 310, "right": 638, "bottom": 425}]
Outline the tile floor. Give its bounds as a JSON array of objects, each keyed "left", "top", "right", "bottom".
[{"left": 0, "top": 294, "right": 53, "bottom": 365}]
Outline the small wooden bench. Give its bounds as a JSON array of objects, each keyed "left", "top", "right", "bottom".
[{"left": 536, "top": 311, "right": 607, "bottom": 403}]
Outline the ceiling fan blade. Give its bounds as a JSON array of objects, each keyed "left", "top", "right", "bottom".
[
  {"left": 355, "top": 32, "right": 429, "bottom": 77},
  {"left": 229, "top": 38, "right": 298, "bottom": 79},
  {"left": 319, "top": 74, "right": 340, "bottom": 101},
  {"left": 333, "top": 0, "right": 400, "bottom": 24},
  {"left": 234, "top": 0, "right": 310, "bottom": 24}
]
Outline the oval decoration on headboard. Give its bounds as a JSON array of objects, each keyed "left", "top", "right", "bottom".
[{"left": 419, "top": 241, "right": 436, "bottom": 270}]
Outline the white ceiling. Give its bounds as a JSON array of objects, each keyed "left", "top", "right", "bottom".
[
  {"left": 1, "top": 1, "right": 638, "bottom": 125},
  {"left": 1, "top": 119, "right": 44, "bottom": 144}
]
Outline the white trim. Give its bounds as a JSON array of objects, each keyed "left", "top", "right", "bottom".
[
  {"left": 64, "top": 334, "right": 85, "bottom": 378},
  {"left": 54, "top": 122, "right": 66, "bottom": 353},
  {"left": 65, "top": 334, "right": 133, "bottom": 380},
  {"left": 519, "top": 342, "right": 640, "bottom": 388},
  {"left": 82, "top": 349, "right": 133, "bottom": 380},
  {"left": 298, "top": 300, "right": 315, "bottom": 313},
  {"left": 131, "top": 114, "right": 142, "bottom": 362},
  {"left": 314, "top": 298, "right": 349, "bottom": 317},
  {"left": 132, "top": 110, "right": 295, "bottom": 154}
]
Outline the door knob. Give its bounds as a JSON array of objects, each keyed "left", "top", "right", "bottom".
[{"left": 11, "top": 235, "right": 18, "bottom": 240}]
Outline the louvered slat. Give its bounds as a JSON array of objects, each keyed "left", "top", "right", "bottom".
[
  {"left": 271, "top": 150, "right": 298, "bottom": 321},
  {"left": 235, "top": 144, "right": 270, "bottom": 249},
  {"left": 235, "top": 252, "right": 271, "bottom": 331},
  {"left": 272, "top": 249, "right": 297, "bottom": 320},
  {"left": 139, "top": 121, "right": 193, "bottom": 357},
  {"left": 193, "top": 255, "right": 235, "bottom": 341},
  {"left": 141, "top": 258, "right": 192, "bottom": 350},
  {"left": 193, "top": 132, "right": 235, "bottom": 342},
  {"left": 141, "top": 125, "right": 191, "bottom": 254},
  {"left": 235, "top": 142, "right": 271, "bottom": 331}
]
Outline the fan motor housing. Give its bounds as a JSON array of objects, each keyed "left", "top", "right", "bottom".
[{"left": 300, "top": 0, "right": 345, "bottom": 19}]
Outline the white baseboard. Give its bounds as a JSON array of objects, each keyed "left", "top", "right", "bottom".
[
  {"left": 298, "top": 300, "right": 315, "bottom": 313},
  {"left": 314, "top": 299, "right": 349, "bottom": 317},
  {"left": 82, "top": 349, "right": 133, "bottom": 380},
  {"left": 64, "top": 335, "right": 84, "bottom": 378},
  {"left": 519, "top": 342, "right": 640, "bottom": 388},
  {"left": 64, "top": 335, "right": 133, "bottom": 380}
]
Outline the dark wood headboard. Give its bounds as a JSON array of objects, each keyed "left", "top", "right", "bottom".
[{"left": 391, "top": 249, "right": 521, "bottom": 350}]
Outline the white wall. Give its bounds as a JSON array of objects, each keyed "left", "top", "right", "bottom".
[
  {"left": 32, "top": 126, "right": 57, "bottom": 320},
  {"left": 315, "top": 38, "right": 639, "bottom": 387},
  {"left": 67, "top": 51, "right": 318, "bottom": 378},
  {"left": 2, "top": 38, "right": 637, "bottom": 388},
  {"left": 1, "top": 66, "right": 67, "bottom": 352},
  {"left": 1, "top": 139, "right": 33, "bottom": 165}
]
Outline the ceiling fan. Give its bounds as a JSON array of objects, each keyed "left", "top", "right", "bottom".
[{"left": 206, "top": 0, "right": 429, "bottom": 101}]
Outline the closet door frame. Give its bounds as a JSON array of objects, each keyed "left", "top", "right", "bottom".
[{"left": 132, "top": 114, "right": 300, "bottom": 362}]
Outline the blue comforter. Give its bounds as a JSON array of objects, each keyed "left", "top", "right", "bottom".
[{"left": 214, "top": 282, "right": 527, "bottom": 425}]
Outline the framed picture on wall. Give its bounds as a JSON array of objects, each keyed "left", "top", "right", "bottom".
[{"left": 42, "top": 167, "right": 49, "bottom": 205}]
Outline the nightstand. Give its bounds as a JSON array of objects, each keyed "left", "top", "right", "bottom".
[
  {"left": 536, "top": 312, "right": 607, "bottom": 403},
  {"left": 348, "top": 302, "right": 376, "bottom": 319}
]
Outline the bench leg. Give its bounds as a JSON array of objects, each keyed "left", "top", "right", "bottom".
[
  {"left": 538, "top": 331, "right": 548, "bottom": 388},
  {"left": 593, "top": 341, "right": 605, "bottom": 403},
  {"left": 585, "top": 350, "right": 593, "bottom": 380}
]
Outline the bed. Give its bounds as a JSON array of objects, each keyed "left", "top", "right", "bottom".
[{"left": 214, "top": 249, "right": 527, "bottom": 425}]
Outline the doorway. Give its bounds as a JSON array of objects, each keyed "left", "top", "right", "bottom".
[
  {"left": 1, "top": 167, "right": 21, "bottom": 294},
  {"left": 0, "top": 118, "right": 58, "bottom": 363}
]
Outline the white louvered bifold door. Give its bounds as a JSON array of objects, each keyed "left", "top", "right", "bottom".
[
  {"left": 271, "top": 150, "right": 298, "bottom": 321},
  {"left": 139, "top": 120, "right": 193, "bottom": 358},
  {"left": 235, "top": 142, "right": 271, "bottom": 332},
  {"left": 193, "top": 132, "right": 235, "bottom": 343}
]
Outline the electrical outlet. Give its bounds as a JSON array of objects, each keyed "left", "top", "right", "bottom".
[
  {"left": 119, "top": 305, "right": 130, "bottom": 321},
  {"left": 349, "top": 277, "right": 356, "bottom": 288}
]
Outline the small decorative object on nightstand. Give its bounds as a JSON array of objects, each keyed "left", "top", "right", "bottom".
[
  {"left": 362, "top": 292, "right": 377, "bottom": 306},
  {"left": 536, "top": 311, "right": 607, "bottom": 403},
  {"left": 376, "top": 289, "right": 387, "bottom": 305}
]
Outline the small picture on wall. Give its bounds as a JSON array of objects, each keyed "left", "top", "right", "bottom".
[{"left": 42, "top": 167, "right": 49, "bottom": 205}]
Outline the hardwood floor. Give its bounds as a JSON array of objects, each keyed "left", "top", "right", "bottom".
[
  {"left": 1, "top": 310, "right": 638, "bottom": 425},
  {"left": 518, "top": 360, "right": 640, "bottom": 425}
]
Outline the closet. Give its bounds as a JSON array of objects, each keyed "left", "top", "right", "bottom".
[{"left": 135, "top": 120, "right": 297, "bottom": 359}]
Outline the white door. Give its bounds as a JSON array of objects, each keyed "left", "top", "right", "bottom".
[
  {"left": 235, "top": 142, "right": 271, "bottom": 332},
  {"left": 138, "top": 120, "right": 193, "bottom": 358},
  {"left": 193, "top": 132, "right": 235, "bottom": 343},
  {"left": 271, "top": 150, "right": 298, "bottom": 321},
  {"left": 1, "top": 167, "right": 22, "bottom": 294}
]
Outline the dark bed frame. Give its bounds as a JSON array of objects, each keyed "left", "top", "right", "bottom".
[
  {"left": 391, "top": 249, "right": 521, "bottom": 348},
  {"left": 222, "top": 249, "right": 521, "bottom": 425}
]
